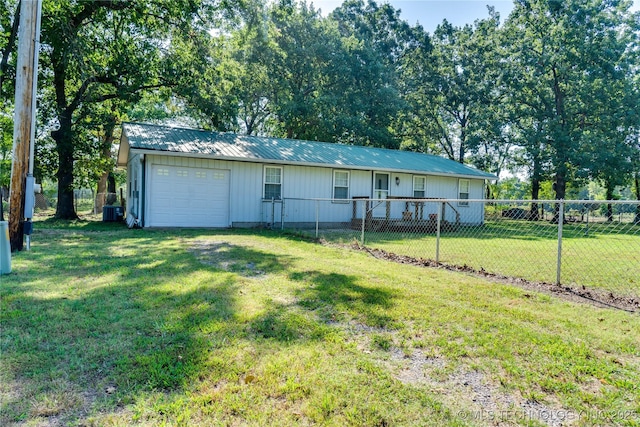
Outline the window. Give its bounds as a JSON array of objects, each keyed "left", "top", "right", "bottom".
[
  {"left": 195, "top": 171, "right": 207, "bottom": 179},
  {"left": 264, "top": 166, "right": 282, "bottom": 199},
  {"left": 176, "top": 170, "right": 188, "bottom": 177},
  {"left": 157, "top": 168, "right": 169, "bottom": 176},
  {"left": 413, "top": 176, "right": 426, "bottom": 198},
  {"left": 374, "top": 172, "right": 389, "bottom": 199},
  {"left": 333, "top": 170, "right": 350, "bottom": 200},
  {"left": 458, "top": 179, "right": 470, "bottom": 206}
]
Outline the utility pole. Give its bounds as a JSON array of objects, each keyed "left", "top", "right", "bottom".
[{"left": 9, "top": 0, "right": 42, "bottom": 252}]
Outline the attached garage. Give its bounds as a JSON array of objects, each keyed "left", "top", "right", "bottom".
[{"left": 147, "top": 164, "right": 230, "bottom": 227}]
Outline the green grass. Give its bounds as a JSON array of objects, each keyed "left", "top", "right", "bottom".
[
  {"left": 311, "top": 219, "right": 640, "bottom": 296},
  {"left": 1, "top": 219, "right": 639, "bottom": 426}
]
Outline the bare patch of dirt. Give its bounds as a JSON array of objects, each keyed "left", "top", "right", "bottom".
[
  {"left": 188, "top": 240, "right": 267, "bottom": 277},
  {"left": 326, "top": 319, "right": 392, "bottom": 354},
  {"left": 391, "top": 348, "right": 445, "bottom": 385},
  {"left": 325, "top": 240, "right": 639, "bottom": 313},
  {"left": 325, "top": 318, "right": 578, "bottom": 426},
  {"left": 390, "top": 349, "right": 576, "bottom": 426}
]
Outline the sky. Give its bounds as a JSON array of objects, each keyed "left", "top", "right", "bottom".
[{"left": 312, "top": 0, "right": 640, "bottom": 33}]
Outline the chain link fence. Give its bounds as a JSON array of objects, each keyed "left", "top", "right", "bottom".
[
  {"left": 264, "top": 198, "right": 640, "bottom": 299},
  {"left": 72, "top": 190, "right": 123, "bottom": 215}
]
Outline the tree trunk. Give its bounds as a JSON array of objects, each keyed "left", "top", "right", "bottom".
[
  {"left": 107, "top": 173, "right": 116, "bottom": 193},
  {"left": 94, "top": 120, "right": 117, "bottom": 212},
  {"left": 0, "top": 1, "right": 21, "bottom": 99},
  {"left": 95, "top": 173, "right": 108, "bottom": 214},
  {"left": 530, "top": 178, "right": 540, "bottom": 221},
  {"left": 552, "top": 169, "right": 566, "bottom": 224},
  {"left": 52, "top": 116, "right": 78, "bottom": 219},
  {"left": 106, "top": 174, "right": 117, "bottom": 204},
  {"left": 458, "top": 122, "right": 466, "bottom": 164},
  {"left": 634, "top": 171, "right": 640, "bottom": 224},
  {"left": 529, "top": 152, "right": 543, "bottom": 221},
  {"left": 605, "top": 181, "right": 614, "bottom": 223},
  {"left": 551, "top": 66, "right": 569, "bottom": 224}
]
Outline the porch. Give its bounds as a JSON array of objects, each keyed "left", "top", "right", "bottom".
[{"left": 350, "top": 197, "right": 461, "bottom": 232}]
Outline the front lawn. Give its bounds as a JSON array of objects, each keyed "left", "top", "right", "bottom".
[
  {"left": 1, "top": 221, "right": 639, "bottom": 426},
  {"left": 310, "top": 219, "right": 640, "bottom": 297}
]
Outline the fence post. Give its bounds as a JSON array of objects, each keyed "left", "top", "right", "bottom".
[
  {"left": 281, "top": 198, "right": 285, "bottom": 230},
  {"left": 271, "top": 198, "right": 275, "bottom": 228},
  {"left": 315, "top": 199, "right": 319, "bottom": 238},
  {"left": 361, "top": 200, "right": 366, "bottom": 245},
  {"left": 436, "top": 201, "right": 443, "bottom": 263},
  {"left": 556, "top": 200, "right": 564, "bottom": 285},
  {"left": 584, "top": 205, "right": 589, "bottom": 236}
]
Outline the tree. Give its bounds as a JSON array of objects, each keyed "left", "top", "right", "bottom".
[
  {"left": 508, "top": 118, "right": 554, "bottom": 219},
  {"left": 404, "top": 11, "right": 500, "bottom": 164},
  {"left": 229, "top": 29, "right": 273, "bottom": 135},
  {"left": 503, "top": 0, "right": 639, "bottom": 221},
  {"left": 0, "top": 0, "right": 20, "bottom": 99},
  {"left": 0, "top": 0, "right": 21, "bottom": 222},
  {"left": 0, "top": 112, "right": 11, "bottom": 221},
  {"left": 266, "top": 0, "right": 348, "bottom": 141},
  {"left": 166, "top": 27, "right": 242, "bottom": 132},
  {"left": 37, "top": 0, "right": 230, "bottom": 219},
  {"left": 331, "top": 0, "right": 428, "bottom": 148},
  {"left": 430, "top": 22, "right": 480, "bottom": 163},
  {"left": 175, "top": 0, "right": 349, "bottom": 140},
  {"left": 463, "top": 13, "right": 514, "bottom": 181},
  {"left": 176, "top": 0, "right": 428, "bottom": 148}
]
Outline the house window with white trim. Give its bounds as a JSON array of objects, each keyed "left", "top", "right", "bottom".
[
  {"left": 333, "top": 170, "right": 350, "bottom": 201},
  {"left": 413, "top": 176, "right": 426, "bottom": 198},
  {"left": 264, "top": 166, "right": 282, "bottom": 199},
  {"left": 458, "top": 179, "right": 470, "bottom": 206}
]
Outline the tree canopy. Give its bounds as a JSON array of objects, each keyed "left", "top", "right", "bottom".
[{"left": 1, "top": 0, "right": 638, "bottom": 226}]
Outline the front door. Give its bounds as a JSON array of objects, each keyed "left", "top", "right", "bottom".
[{"left": 373, "top": 172, "right": 389, "bottom": 217}]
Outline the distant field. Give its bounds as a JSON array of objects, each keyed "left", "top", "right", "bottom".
[
  {"left": 309, "top": 220, "right": 640, "bottom": 297},
  {"left": 1, "top": 219, "right": 638, "bottom": 426}
]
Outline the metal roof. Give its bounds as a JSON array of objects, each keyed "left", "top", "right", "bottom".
[{"left": 119, "top": 122, "right": 496, "bottom": 180}]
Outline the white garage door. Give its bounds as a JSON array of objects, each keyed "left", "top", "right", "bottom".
[{"left": 148, "top": 164, "right": 230, "bottom": 227}]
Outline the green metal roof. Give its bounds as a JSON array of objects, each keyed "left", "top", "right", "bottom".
[{"left": 119, "top": 122, "right": 496, "bottom": 180}]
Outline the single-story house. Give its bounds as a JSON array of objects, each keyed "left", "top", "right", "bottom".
[{"left": 117, "top": 122, "right": 496, "bottom": 228}]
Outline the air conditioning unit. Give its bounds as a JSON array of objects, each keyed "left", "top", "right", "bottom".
[{"left": 103, "top": 206, "right": 124, "bottom": 222}]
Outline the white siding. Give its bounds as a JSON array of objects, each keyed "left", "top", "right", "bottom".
[
  {"left": 422, "top": 175, "right": 485, "bottom": 224},
  {"left": 140, "top": 153, "right": 487, "bottom": 226},
  {"left": 418, "top": 175, "right": 450, "bottom": 222},
  {"left": 389, "top": 173, "right": 413, "bottom": 218},
  {"left": 350, "top": 170, "right": 372, "bottom": 197},
  {"left": 281, "top": 165, "right": 351, "bottom": 224},
  {"left": 427, "top": 175, "right": 458, "bottom": 198},
  {"left": 464, "top": 179, "right": 486, "bottom": 224}
]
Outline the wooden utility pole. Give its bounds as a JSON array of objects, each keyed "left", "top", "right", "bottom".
[{"left": 9, "top": 0, "right": 41, "bottom": 252}]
